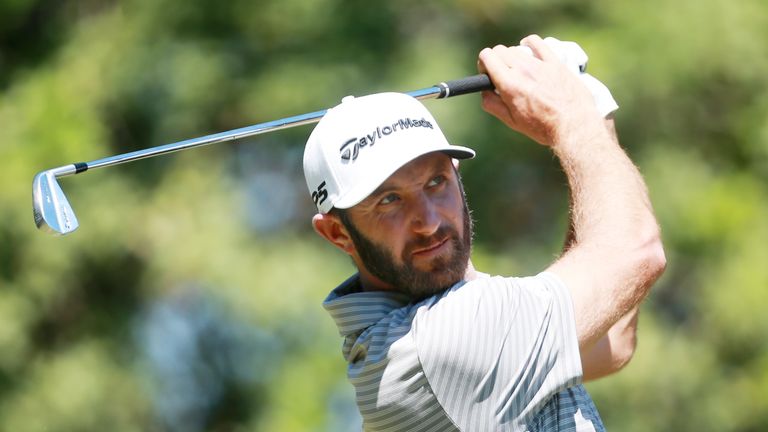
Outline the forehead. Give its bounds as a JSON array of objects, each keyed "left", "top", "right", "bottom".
[{"left": 377, "top": 152, "right": 453, "bottom": 189}]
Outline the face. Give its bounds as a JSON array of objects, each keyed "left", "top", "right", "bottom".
[{"left": 339, "top": 153, "right": 473, "bottom": 300}]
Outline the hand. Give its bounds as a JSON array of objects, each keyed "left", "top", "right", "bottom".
[{"left": 478, "top": 35, "right": 603, "bottom": 147}]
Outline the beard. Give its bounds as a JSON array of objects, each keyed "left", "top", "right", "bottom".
[{"left": 339, "top": 193, "right": 474, "bottom": 301}]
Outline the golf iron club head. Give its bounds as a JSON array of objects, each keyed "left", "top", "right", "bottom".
[{"left": 32, "top": 166, "right": 79, "bottom": 235}]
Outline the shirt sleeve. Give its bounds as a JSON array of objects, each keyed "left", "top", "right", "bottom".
[{"left": 412, "top": 272, "right": 583, "bottom": 430}]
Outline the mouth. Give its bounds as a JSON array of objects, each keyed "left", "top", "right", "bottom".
[{"left": 411, "top": 237, "right": 449, "bottom": 257}]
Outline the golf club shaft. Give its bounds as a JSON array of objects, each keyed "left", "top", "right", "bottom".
[{"left": 49, "top": 74, "right": 493, "bottom": 179}]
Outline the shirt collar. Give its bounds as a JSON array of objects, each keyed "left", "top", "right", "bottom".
[{"left": 322, "top": 274, "right": 411, "bottom": 337}]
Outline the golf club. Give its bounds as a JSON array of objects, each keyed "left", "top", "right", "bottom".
[{"left": 32, "top": 74, "right": 494, "bottom": 235}]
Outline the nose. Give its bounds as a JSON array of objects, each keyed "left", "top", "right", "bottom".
[{"left": 409, "top": 194, "right": 441, "bottom": 236}]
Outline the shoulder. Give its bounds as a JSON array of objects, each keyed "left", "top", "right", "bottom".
[
  {"left": 410, "top": 273, "right": 584, "bottom": 429},
  {"left": 409, "top": 272, "right": 576, "bottom": 382},
  {"left": 412, "top": 272, "right": 572, "bottom": 328}
]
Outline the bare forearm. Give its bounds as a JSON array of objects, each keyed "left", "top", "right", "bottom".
[
  {"left": 549, "top": 117, "right": 664, "bottom": 349},
  {"left": 555, "top": 119, "right": 656, "bottom": 251},
  {"left": 558, "top": 136, "right": 647, "bottom": 373}
]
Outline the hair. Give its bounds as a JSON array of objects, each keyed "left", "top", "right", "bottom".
[{"left": 329, "top": 207, "right": 352, "bottom": 230}]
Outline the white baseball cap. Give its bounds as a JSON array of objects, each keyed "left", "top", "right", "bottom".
[{"left": 303, "top": 92, "right": 476, "bottom": 213}]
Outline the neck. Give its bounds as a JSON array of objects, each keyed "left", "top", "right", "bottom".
[{"left": 357, "top": 260, "right": 479, "bottom": 293}]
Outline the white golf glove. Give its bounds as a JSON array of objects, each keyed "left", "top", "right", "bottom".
[{"left": 521, "top": 37, "right": 619, "bottom": 117}]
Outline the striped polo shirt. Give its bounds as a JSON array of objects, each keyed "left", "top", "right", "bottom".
[{"left": 323, "top": 272, "right": 605, "bottom": 431}]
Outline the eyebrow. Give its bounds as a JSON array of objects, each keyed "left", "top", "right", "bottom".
[
  {"left": 366, "top": 183, "right": 397, "bottom": 203},
  {"left": 366, "top": 162, "right": 454, "bottom": 204}
]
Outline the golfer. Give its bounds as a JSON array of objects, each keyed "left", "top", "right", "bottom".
[{"left": 303, "top": 34, "right": 666, "bottom": 431}]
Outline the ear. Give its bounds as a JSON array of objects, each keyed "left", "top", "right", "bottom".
[
  {"left": 312, "top": 213, "right": 356, "bottom": 255},
  {"left": 452, "top": 158, "right": 461, "bottom": 170}
]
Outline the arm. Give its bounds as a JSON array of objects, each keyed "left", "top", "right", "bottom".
[
  {"left": 478, "top": 35, "right": 666, "bottom": 358},
  {"left": 581, "top": 307, "right": 638, "bottom": 381},
  {"left": 562, "top": 169, "right": 640, "bottom": 380}
]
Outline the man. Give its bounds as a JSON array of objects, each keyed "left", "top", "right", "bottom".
[{"left": 303, "top": 35, "right": 666, "bottom": 431}]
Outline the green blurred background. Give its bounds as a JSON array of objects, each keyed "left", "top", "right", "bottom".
[{"left": 1, "top": 0, "right": 767, "bottom": 430}]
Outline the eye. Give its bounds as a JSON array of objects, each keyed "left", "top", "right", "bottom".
[
  {"left": 427, "top": 174, "right": 446, "bottom": 188},
  {"left": 379, "top": 193, "right": 400, "bottom": 205}
]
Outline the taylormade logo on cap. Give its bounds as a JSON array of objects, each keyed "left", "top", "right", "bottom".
[
  {"left": 303, "top": 92, "right": 475, "bottom": 214},
  {"left": 340, "top": 117, "right": 435, "bottom": 164}
]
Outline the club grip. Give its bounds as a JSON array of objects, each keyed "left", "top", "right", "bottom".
[{"left": 437, "top": 74, "right": 494, "bottom": 98}]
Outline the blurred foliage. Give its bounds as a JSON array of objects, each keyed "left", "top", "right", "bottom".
[{"left": 1, "top": 0, "right": 767, "bottom": 430}]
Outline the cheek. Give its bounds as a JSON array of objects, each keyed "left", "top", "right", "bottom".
[
  {"left": 386, "top": 225, "right": 410, "bottom": 254},
  {"left": 441, "top": 188, "right": 465, "bottom": 225},
  {"left": 363, "top": 217, "right": 407, "bottom": 251},
  {"left": 381, "top": 220, "right": 418, "bottom": 262}
]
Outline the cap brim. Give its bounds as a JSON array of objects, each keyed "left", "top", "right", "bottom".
[{"left": 332, "top": 145, "right": 475, "bottom": 210}]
